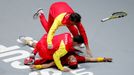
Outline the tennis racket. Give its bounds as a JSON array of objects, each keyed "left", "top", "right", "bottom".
[{"left": 101, "top": 11, "right": 127, "bottom": 22}]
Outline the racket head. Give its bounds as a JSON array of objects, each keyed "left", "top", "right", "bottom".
[{"left": 111, "top": 11, "right": 127, "bottom": 19}]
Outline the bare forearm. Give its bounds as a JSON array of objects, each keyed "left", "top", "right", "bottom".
[
  {"left": 42, "top": 62, "right": 55, "bottom": 68},
  {"left": 85, "top": 45, "right": 92, "bottom": 57},
  {"left": 85, "top": 57, "right": 112, "bottom": 62},
  {"left": 31, "top": 62, "right": 55, "bottom": 69}
]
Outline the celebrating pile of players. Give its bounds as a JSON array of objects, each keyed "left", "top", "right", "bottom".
[{"left": 17, "top": 2, "right": 112, "bottom": 72}]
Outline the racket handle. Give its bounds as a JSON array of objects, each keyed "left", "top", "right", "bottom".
[{"left": 101, "top": 17, "right": 110, "bottom": 22}]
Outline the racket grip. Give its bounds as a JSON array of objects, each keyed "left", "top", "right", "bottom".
[{"left": 101, "top": 17, "right": 110, "bottom": 22}]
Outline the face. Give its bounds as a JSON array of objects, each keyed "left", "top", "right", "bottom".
[
  {"left": 70, "top": 21, "right": 78, "bottom": 25},
  {"left": 68, "top": 55, "right": 77, "bottom": 63},
  {"left": 68, "top": 55, "right": 78, "bottom": 69},
  {"left": 67, "top": 20, "right": 78, "bottom": 26},
  {"left": 73, "top": 42, "right": 82, "bottom": 47}
]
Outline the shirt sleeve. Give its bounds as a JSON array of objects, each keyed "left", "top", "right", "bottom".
[
  {"left": 53, "top": 40, "right": 68, "bottom": 71},
  {"left": 47, "top": 13, "right": 66, "bottom": 45},
  {"left": 47, "top": 19, "right": 61, "bottom": 45},
  {"left": 77, "top": 23, "right": 88, "bottom": 45},
  {"left": 67, "top": 25, "right": 79, "bottom": 36}
]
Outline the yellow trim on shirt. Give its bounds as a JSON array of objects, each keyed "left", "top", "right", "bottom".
[
  {"left": 53, "top": 40, "right": 68, "bottom": 71},
  {"left": 47, "top": 13, "right": 66, "bottom": 45}
]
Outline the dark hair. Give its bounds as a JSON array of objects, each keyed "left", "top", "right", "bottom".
[
  {"left": 69, "top": 12, "right": 81, "bottom": 23},
  {"left": 69, "top": 64, "right": 78, "bottom": 69},
  {"left": 73, "top": 35, "right": 84, "bottom": 44}
]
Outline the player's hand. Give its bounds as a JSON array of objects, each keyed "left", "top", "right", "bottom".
[
  {"left": 86, "top": 49, "right": 93, "bottom": 57},
  {"left": 47, "top": 44, "right": 53, "bottom": 49},
  {"left": 62, "top": 67, "right": 70, "bottom": 72},
  {"left": 30, "top": 65, "right": 35, "bottom": 69},
  {"left": 85, "top": 45, "right": 93, "bottom": 57},
  {"left": 30, "top": 53, "right": 35, "bottom": 59},
  {"left": 24, "top": 53, "right": 35, "bottom": 65},
  {"left": 24, "top": 57, "right": 34, "bottom": 65}
]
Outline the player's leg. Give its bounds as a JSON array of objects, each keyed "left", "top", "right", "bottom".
[
  {"left": 33, "top": 8, "right": 49, "bottom": 33},
  {"left": 47, "top": 2, "right": 74, "bottom": 31},
  {"left": 47, "top": 11, "right": 54, "bottom": 31},
  {"left": 17, "top": 36, "right": 37, "bottom": 48}
]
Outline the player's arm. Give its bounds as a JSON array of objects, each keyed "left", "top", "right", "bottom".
[
  {"left": 85, "top": 57, "right": 112, "bottom": 62},
  {"left": 53, "top": 40, "right": 68, "bottom": 71},
  {"left": 77, "top": 23, "right": 92, "bottom": 57},
  {"left": 47, "top": 19, "right": 61, "bottom": 46},
  {"left": 47, "top": 13, "right": 66, "bottom": 49},
  {"left": 30, "top": 62, "right": 55, "bottom": 70},
  {"left": 77, "top": 23, "right": 88, "bottom": 45},
  {"left": 67, "top": 25, "right": 79, "bottom": 36}
]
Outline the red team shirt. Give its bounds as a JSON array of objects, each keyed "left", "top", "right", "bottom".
[
  {"left": 35, "top": 2, "right": 88, "bottom": 70},
  {"left": 39, "top": 2, "right": 88, "bottom": 46},
  {"left": 33, "top": 33, "right": 85, "bottom": 70}
]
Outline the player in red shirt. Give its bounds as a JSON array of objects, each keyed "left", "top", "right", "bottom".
[
  {"left": 30, "top": 53, "right": 112, "bottom": 70},
  {"left": 18, "top": 35, "right": 112, "bottom": 71},
  {"left": 33, "top": 1, "right": 92, "bottom": 57},
  {"left": 19, "top": 33, "right": 85, "bottom": 72}
]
